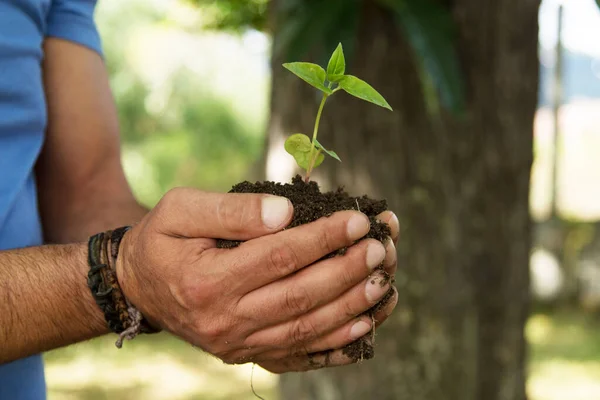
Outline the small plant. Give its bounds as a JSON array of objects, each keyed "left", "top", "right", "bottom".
[{"left": 283, "top": 43, "right": 393, "bottom": 182}]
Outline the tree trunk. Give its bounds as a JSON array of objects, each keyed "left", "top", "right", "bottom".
[{"left": 266, "top": 1, "right": 540, "bottom": 399}]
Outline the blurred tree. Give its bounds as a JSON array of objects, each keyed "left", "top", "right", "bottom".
[{"left": 264, "top": 1, "right": 539, "bottom": 400}]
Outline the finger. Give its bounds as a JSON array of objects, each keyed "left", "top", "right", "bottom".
[
  {"left": 290, "top": 287, "right": 398, "bottom": 357},
  {"left": 258, "top": 346, "right": 363, "bottom": 373},
  {"left": 153, "top": 188, "right": 293, "bottom": 240},
  {"left": 236, "top": 288, "right": 397, "bottom": 364},
  {"left": 376, "top": 211, "right": 399, "bottom": 243},
  {"left": 383, "top": 237, "right": 397, "bottom": 276},
  {"left": 216, "top": 210, "right": 371, "bottom": 289},
  {"left": 251, "top": 316, "right": 373, "bottom": 361},
  {"left": 239, "top": 239, "right": 385, "bottom": 325},
  {"left": 373, "top": 287, "right": 398, "bottom": 327},
  {"left": 243, "top": 270, "right": 391, "bottom": 351}
]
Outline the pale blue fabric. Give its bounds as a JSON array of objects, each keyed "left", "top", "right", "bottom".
[{"left": 0, "top": 1, "right": 102, "bottom": 398}]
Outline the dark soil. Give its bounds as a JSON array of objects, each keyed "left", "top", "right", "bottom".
[{"left": 217, "top": 175, "right": 395, "bottom": 363}]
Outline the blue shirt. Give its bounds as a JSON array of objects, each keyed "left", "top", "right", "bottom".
[{"left": 0, "top": 1, "right": 102, "bottom": 398}]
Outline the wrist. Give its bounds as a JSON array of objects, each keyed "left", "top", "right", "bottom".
[
  {"left": 114, "top": 228, "right": 161, "bottom": 333},
  {"left": 115, "top": 230, "right": 137, "bottom": 306},
  {"left": 87, "top": 227, "right": 160, "bottom": 347}
]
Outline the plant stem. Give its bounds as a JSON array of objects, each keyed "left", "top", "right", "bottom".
[{"left": 305, "top": 93, "right": 328, "bottom": 182}]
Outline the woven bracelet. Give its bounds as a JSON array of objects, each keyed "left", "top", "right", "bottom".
[
  {"left": 109, "top": 227, "right": 160, "bottom": 343},
  {"left": 87, "top": 226, "right": 159, "bottom": 348}
]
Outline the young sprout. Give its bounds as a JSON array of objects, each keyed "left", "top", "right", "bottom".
[{"left": 283, "top": 43, "right": 393, "bottom": 182}]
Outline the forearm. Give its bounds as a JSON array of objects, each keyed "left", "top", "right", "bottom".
[
  {"left": 37, "top": 38, "right": 148, "bottom": 244},
  {"left": 0, "top": 242, "right": 107, "bottom": 363}
]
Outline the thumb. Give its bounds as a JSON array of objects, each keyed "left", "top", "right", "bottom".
[{"left": 152, "top": 188, "right": 293, "bottom": 240}]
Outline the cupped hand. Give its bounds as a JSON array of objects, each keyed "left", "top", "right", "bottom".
[{"left": 116, "top": 188, "right": 399, "bottom": 373}]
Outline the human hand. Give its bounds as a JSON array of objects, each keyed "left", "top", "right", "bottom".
[{"left": 116, "top": 189, "right": 399, "bottom": 372}]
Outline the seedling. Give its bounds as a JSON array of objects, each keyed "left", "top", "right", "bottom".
[{"left": 283, "top": 43, "right": 392, "bottom": 182}]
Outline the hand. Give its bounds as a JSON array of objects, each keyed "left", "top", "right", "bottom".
[{"left": 116, "top": 188, "right": 399, "bottom": 373}]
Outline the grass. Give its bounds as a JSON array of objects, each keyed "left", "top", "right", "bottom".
[
  {"left": 527, "top": 311, "right": 600, "bottom": 400},
  {"left": 44, "top": 333, "right": 278, "bottom": 400},
  {"left": 43, "top": 312, "right": 600, "bottom": 399}
]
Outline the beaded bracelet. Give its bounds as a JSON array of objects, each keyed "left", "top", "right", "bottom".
[{"left": 87, "top": 226, "right": 159, "bottom": 348}]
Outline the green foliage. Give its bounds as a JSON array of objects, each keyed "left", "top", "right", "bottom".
[
  {"left": 97, "top": 0, "right": 266, "bottom": 205},
  {"left": 283, "top": 43, "right": 391, "bottom": 180},
  {"left": 282, "top": 62, "right": 332, "bottom": 94},
  {"left": 185, "top": 0, "right": 268, "bottom": 31},
  {"left": 336, "top": 75, "right": 393, "bottom": 111},
  {"left": 274, "top": 0, "right": 359, "bottom": 65},
  {"left": 384, "top": 0, "right": 465, "bottom": 115},
  {"left": 284, "top": 133, "right": 325, "bottom": 170},
  {"left": 314, "top": 138, "right": 341, "bottom": 162},
  {"left": 326, "top": 43, "right": 346, "bottom": 79}
]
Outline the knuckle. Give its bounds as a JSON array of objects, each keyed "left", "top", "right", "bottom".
[
  {"left": 290, "top": 318, "right": 319, "bottom": 346},
  {"left": 284, "top": 286, "right": 313, "bottom": 316},
  {"left": 153, "top": 187, "right": 187, "bottom": 224},
  {"left": 201, "top": 321, "right": 230, "bottom": 344},
  {"left": 216, "top": 195, "right": 254, "bottom": 234},
  {"left": 171, "top": 276, "right": 213, "bottom": 308},
  {"left": 317, "top": 225, "right": 337, "bottom": 254},
  {"left": 339, "top": 261, "right": 359, "bottom": 289},
  {"left": 161, "top": 187, "right": 186, "bottom": 207},
  {"left": 267, "top": 244, "right": 299, "bottom": 276},
  {"left": 342, "top": 298, "right": 359, "bottom": 319},
  {"left": 218, "top": 351, "right": 245, "bottom": 365}
]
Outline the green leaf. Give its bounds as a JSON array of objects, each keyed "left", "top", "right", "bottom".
[
  {"left": 314, "top": 138, "right": 341, "bottom": 162},
  {"left": 284, "top": 133, "right": 324, "bottom": 171},
  {"left": 328, "top": 74, "right": 345, "bottom": 83},
  {"left": 282, "top": 62, "right": 332, "bottom": 94},
  {"left": 337, "top": 75, "right": 393, "bottom": 111},
  {"left": 312, "top": 152, "right": 325, "bottom": 169},
  {"left": 381, "top": 0, "right": 465, "bottom": 115},
  {"left": 327, "top": 43, "right": 346, "bottom": 79}
]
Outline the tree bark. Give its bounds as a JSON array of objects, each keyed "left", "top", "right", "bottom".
[{"left": 266, "top": 1, "right": 540, "bottom": 399}]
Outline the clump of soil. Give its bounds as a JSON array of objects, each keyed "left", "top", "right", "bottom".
[{"left": 217, "top": 175, "right": 394, "bottom": 362}]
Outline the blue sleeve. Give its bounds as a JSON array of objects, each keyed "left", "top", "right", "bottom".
[{"left": 45, "top": 0, "right": 103, "bottom": 56}]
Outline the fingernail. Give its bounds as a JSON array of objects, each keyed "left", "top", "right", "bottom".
[
  {"left": 390, "top": 213, "right": 400, "bottom": 242},
  {"left": 262, "top": 196, "right": 291, "bottom": 229},
  {"left": 349, "top": 320, "right": 372, "bottom": 340},
  {"left": 384, "top": 293, "right": 398, "bottom": 316},
  {"left": 347, "top": 214, "right": 370, "bottom": 241},
  {"left": 366, "top": 242, "right": 386, "bottom": 270},
  {"left": 366, "top": 274, "right": 390, "bottom": 303},
  {"left": 383, "top": 238, "right": 396, "bottom": 267}
]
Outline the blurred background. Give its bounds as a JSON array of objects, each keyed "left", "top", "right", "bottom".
[{"left": 43, "top": 0, "right": 600, "bottom": 399}]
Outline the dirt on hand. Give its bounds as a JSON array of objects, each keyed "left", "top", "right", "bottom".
[{"left": 217, "top": 175, "right": 395, "bottom": 362}]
